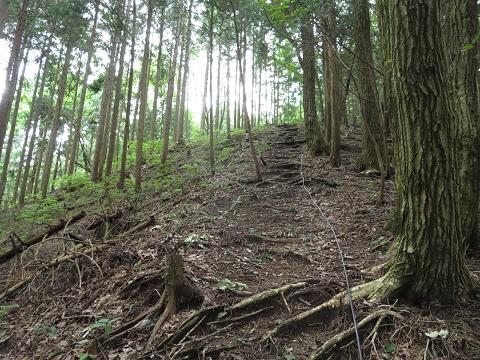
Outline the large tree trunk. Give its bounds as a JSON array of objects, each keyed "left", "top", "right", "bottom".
[
  {"left": 444, "top": 0, "right": 480, "bottom": 248},
  {"left": 380, "top": 0, "right": 473, "bottom": 302},
  {"left": 134, "top": 0, "right": 153, "bottom": 191},
  {"left": 40, "top": 45, "right": 72, "bottom": 198},
  {"left": 324, "top": 8, "right": 341, "bottom": 166},
  {"left": 300, "top": 13, "right": 328, "bottom": 155},
  {"left": 92, "top": 40, "right": 117, "bottom": 182},
  {"left": 160, "top": 0, "right": 183, "bottom": 166},
  {"left": 0, "top": 0, "right": 28, "bottom": 159},
  {"left": 353, "top": 0, "right": 386, "bottom": 171},
  {"left": 68, "top": 2, "right": 99, "bottom": 175}
]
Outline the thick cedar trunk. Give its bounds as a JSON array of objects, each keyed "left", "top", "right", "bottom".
[
  {"left": 92, "top": 40, "right": 117, "bottom": 182},
  {"left": 444, "top": 0, "right": 480, "bottom": 248},
  {"left": 160, "top": 0, "right": 183, "bottom": 166},
  {"left": 106, "top": 0, "right": 129, "bottom": 177},
  {"left": 68, "top": 3, "right": 99, "bottom": 175},
  {"left": 177, "top": 0, "right": 194, "bottom": 144},
  {"left": 119, "top": 0, "right": 136, "bottom": 189},
  {"left": 380, "top": 0, "right": 473, "bottom": 302},
  {"left": 300, "top": 14, "right": 328, "bottom": 155},
  {"left": 0, "top": 0, "right": 28, "bottom": 159},
  {"left": 150, "top": 7, "right": 166, "bottom": 140},
  {"left": 135, "top": 0, "right": 153, "bottom": 191},
  {"left": 353, "top": 0, "right": 386, "bottom": 170},
  {"left": 40, "top": 46, "right": 72, "bottom": 198}
]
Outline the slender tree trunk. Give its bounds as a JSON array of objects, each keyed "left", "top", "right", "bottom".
[
  {"left": 226, "top": 45, "right": 231, "bottom": 139},
  {"left": 106, "top": 0, "right": 129, "bottom": 177},
  {"left": 173, "top": 29, "right": 185, "bottom": 142},
  {"left": 214, "top": 43, "right": 221, "bottom": 130},
  {"left": 19, "top": 50, "right": 51, "bottom": 206},
  {"left": 40, "top": 45, "right": 72, "bottom": 198},
  {"left": 300, "top": 13, "right": 328, "bottom": 155},
  {"left": 200, "top": 45, "right": 209, "bottom": 135},
  {"left": 150, "top": 7, "right": 166, "bottom": 140},
  {"left": 0, "top": 49, "right": 30, "bottom": 205},
  {"left": 68, "top": 2, "right": 99, "bottom": 175},
  {"left": 64, "top": 64, "right": 82, "bottom": 174},
  {"left": 134, "top": 0, "right": 153, "bottom": 191},
  {"left": 379, "top": 0, "right": 473, "bottom": 302},
  {"left": 177, "top": 0, "right": 193, "bottom": 144},
  {"left": 119, "top": 0, "right": 136, "bottom": 189},
  {"left": 230, "top": 0, "right": 262, "bottom": 181},
  {"left": 0, "top": 0, "right": 29, "bottom": 159},
  {"left": 208, "top": 3, "right": 215, "bottom": 176},
  {"left": 160, "top": 0, "right": 183, "bottom": 165}
]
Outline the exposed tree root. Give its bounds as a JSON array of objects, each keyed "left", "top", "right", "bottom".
[
  {"left": 263, "top": 275, "right": 403, "bottom": 340},
  {"left": 151, "top": 281, "right": 313, "bottom": 355},
  {"left": 145, "top": 253, "right": 203, "bottom": 350},
  {"left": 308, "top": 309, "right": 403, "bottom": 359}
]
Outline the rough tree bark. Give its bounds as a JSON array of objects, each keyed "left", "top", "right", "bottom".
[
  {"left": 378, "top": 0, "right": 474, "bottom": 302},
  {"left": 150, "top": 6, "right": 165, "bottom": 140},
  {"left": 300, "top": 12, "right": 328, "bottom": 155}
]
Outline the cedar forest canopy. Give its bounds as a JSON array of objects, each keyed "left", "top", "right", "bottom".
[{"left": 0, "top": 0, "right": 479, "bottom": 359}]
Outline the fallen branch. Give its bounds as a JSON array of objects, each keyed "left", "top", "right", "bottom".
[
  {"left": 86, "top": 209, "right": 125, "bottom": 230},
  {"left": 0, "top": 216, "right": 155, "bottom": 301},
  {"left": 0, "top": 211, "right": 86, "bottom": 264},
  {"left": 309, "top": 309, "right": 403, "bottom": 359}
]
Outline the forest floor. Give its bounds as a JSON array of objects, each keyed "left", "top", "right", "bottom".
[{"left": 0, "top": 124, "right": 480, "bottom": 360}]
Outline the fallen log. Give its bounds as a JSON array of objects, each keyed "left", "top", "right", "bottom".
[
  {"left": 0, "top": 211, "right": 86, "bottom": 265},
  {"left": 86, "top": 209, "right": 124, "bottom": 230},
  {"left": 0, "top": 216, "right": 155, "bottom": 301}
]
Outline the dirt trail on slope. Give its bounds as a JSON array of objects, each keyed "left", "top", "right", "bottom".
[{"left": 1, "top": 124, "right": 479, "bottom": 359}]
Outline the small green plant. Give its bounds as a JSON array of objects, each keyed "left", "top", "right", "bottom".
[
  {"left": 183, "top": 234, "right": 204, "bottom": 248},
  {"left": 0, "top": 304, "right": 18, "bottom": 318},
  {"left": 217, "top": 278, "right": 248, "bottom": 292},
  {"left": 36, "top": 324, "right": 58, "bottom": 338},
  {"left": 82, "top": 318, "right": 117, "bottom": 338}
]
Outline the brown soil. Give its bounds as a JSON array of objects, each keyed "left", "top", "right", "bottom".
[{"left": 0, "top": 124, "right": 479, "bottom": 360}]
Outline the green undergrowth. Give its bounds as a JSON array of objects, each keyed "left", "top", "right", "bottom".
[{"left": 0, "top": 123, "right": 288, "bottom": 241}]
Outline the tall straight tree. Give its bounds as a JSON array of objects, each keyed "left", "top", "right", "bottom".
[
  {"left": 134, "top": 0, "right": 153, "bottom": 191},
  {"left": 119, "top": 0, "right": 136, "bottom": 189},
  {"left": 150, "top": 6, "right": 166, "bottom": 140},
  {"left": 207, "top": 2, "right": 214, "bottom": 176},
  {"left": 0, "top": 49, "right": 31, "bottom": 205},
  {"left": 40, "top": 45, "right": 72, "bottom": 198},
  {"left": 0, "top": 0, "right": 29, "bottom": 160},
  {"left": 299, "top": 11, "right": 328, "bottom": 155},
  {"left": 160, "top": 0, "right": 183, "bottom": 165},
  {"left": 353, "top": 0, "right": 386, "bottom": 171},
  {"left": 177, "top": 0, "right": 194, "bottom": 144},
  {"left": 106, "top": 0, "right": 130, "bottom": 177},
  {"left": 68, "top": 1, "right": 99, "bottom": 175}
]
